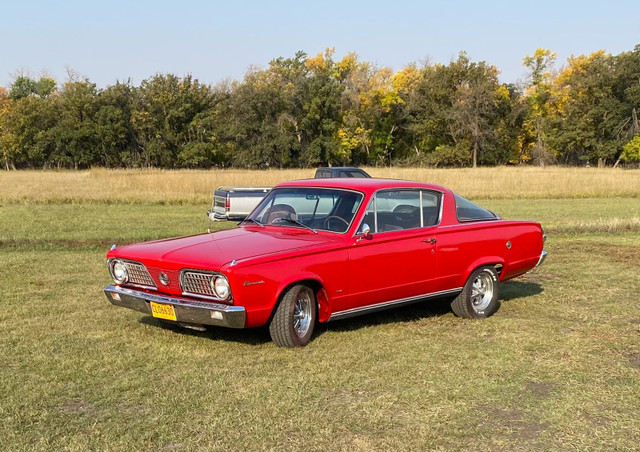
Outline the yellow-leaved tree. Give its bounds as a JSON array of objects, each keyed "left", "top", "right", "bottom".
[{"left": 520, "top": 48, "right": 558, "bottom": 165}]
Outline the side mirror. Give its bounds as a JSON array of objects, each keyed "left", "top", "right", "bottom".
[
  {"left": 357, "top": 223, "right": 371, "bottom": 241},
  {"left": 361, "top": 223, "right": 371, "bottom": 236}
]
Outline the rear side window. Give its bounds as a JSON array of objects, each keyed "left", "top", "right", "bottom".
[
  {"left": 454, "top": 194, "right": 498, "bottom": 222},
  {"left": 358, "top": 189, "right": 442, "bottom": 233}
]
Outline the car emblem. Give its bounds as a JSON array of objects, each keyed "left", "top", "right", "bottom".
[{"left": 159, "top": 272, "right": 170, "bottom": 286}]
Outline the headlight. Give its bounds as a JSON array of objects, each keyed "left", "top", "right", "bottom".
[
  {"left": 210, "top": 275, "right": 230, "bottom": 300},
  {"left": 111, "top": 260, "right": 129, "bottom": 284}
]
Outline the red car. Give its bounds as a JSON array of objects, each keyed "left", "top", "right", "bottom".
[{"left": 104, "top": 178, "right": 547, "bottom": 347}]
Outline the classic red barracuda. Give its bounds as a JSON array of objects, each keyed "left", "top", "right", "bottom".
[{"left": 104, "top": 178, "right": 547, "bottom": 347}]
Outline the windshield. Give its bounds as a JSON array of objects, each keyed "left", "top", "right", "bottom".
[{"left": 247, "top": 187, "right": 364, "bottom": 233}]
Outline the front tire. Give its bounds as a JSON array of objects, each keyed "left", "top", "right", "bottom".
[
  {"left": 269, "top": 284, "right": 317, "bottom": 347},
  {"left": 450, "top": 266, "right": 500, "bottom": 318}
]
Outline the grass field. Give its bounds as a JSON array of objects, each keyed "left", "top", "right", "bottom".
[{"left": 1, "top": 168, "right": 640, "bottom": 451}]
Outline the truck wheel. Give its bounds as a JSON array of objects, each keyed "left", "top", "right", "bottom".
[
  {"left": 450, "top": 266, "right": 500, "bottom": 318},
  {"left": 269, "top": 284, "right": 316, "bottom": 347}
]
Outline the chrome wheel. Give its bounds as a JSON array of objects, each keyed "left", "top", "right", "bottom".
[
  {"left": 270, "top": 284, "right": 317, "bottom": 347},
  {"left": 470, "top": 272, "right": 494, "bottom": 312},
  {"left": 293, "top": 290, "right": 313, "bottom": 338}
]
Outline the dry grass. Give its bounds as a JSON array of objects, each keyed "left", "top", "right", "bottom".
[
  {"left": 1, "top": 166, "right": 640, "bottom": 204},
  {"left": 2, "top": 221, "right": 640, "bottom": 450},
  {"left": 556, "top": 217, "right": 640, "bottom": 233},
  {"left": 2, "top": 168, "right": 640, "bottom": 450}
]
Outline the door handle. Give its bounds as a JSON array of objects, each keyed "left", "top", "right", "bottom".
[{"left": 422, "top": 238, "right": 437, "bottom": 244}]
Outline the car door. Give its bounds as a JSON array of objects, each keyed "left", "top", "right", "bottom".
[{"left": 345, "top": 189, "right": 441, "bottom": 311}]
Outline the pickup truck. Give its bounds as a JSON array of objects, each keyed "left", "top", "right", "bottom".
[
  {"left": 208, "top": 167, "right": 371, "bottom": 221},
  {"left": 207, "top": 186, "right": 272, "bottom": 221}
]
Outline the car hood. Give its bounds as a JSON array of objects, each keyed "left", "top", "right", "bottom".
[{"left": 108, "top": 226, "right": 339, "bottom": 271}]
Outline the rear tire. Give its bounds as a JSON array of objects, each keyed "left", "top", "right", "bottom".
[
  {"left": 269, "top": 284, "right": 317, "bottom": 347},
  {"left": 450, "top": 266, "right": 500, "bottom": 318}
]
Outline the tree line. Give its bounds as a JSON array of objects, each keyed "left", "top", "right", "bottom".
[{"left": 1, "top": 45, "right": 640, "bottom": 170}]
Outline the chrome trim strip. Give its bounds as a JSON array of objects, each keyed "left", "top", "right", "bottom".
[
  {"left": 104, "top": 285, "right": 246, "bottom": 328},
  {"left": 438, "top": 219, "right": 501, "bottom": 229},
  {"left": 374, "top": 195, "right": 378, "bottom": 232},
  {"left": 419, "top": 190, "right": 424, "bottom": 228},
  {"left": 328, "top": 287, "right": 463, "bottom": 321},
  {"left": 536, "top": 250, "right": 548, "bottom": 267},
  {"left": 243, "top": 280, "right": 265, "bottom": 286},
  {"left": 353, "top": 188, "right": 444, "bottom": 238}
]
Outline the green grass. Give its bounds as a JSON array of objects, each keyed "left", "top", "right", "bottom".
[{"left": 2, "top": 196, "right": 640, "bottom": 450}]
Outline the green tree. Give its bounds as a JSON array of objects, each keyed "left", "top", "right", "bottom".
[
  {"left": 9, "top": 76, "right": 56, "bottom": 100},
  {"left": 94, "top": 81, "right": 137, "bottom": 167},
  {"left": 132, "top": 74, "right": 216, "bottom": 167},
  {"left": 1, "top": 95, "right": 60, "bottom": 167},
  {"left": 225, "top": 56, "right": 304, "bottom": 168},
  {"left": 48, "top": 79, "right": 100, "bottom": 168},
  {"left": 9, "top": 76, "right": 37, "bottom": 100},
  {"left": 400, "top": 53, "right": 515, "bottom": 166},
  {"left": 548, "top": 51, "right": 623, "bottom": 165},
  {"left": 448, "top": 53, "right": 514, "bottom": 167}
]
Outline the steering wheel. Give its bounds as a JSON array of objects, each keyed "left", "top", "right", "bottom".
[{"left": 324, "top": 215, "right": 349, "bottom": 231}]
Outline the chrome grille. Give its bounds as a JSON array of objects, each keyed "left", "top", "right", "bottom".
[
  {"left": 124, "top": 262, "right": 156, "bottom": 287},
  {"left": 181, "top": 271, "right": 217, "bottom": 297}
]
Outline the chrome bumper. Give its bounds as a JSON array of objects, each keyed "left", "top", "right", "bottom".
[
  {"left": 206, "top": 210, "right": 228, "bottom": 221},
  {"left": 104, "top": 285, "right": 246, "bottom": 328},
  {"left": 536, "top": 250, "right": 548, "bottom": 267}
]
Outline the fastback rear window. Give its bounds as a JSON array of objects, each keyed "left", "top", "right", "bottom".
[{"left": 454, "top": 194, "right": 498, "bottom": 222}]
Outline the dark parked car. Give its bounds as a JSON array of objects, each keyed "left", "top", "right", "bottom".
[{"left": 314, "top": 167, "right": 371, "bottom": 178}]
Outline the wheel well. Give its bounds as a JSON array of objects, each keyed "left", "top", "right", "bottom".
[
  {"left": 268, "top": 279, "right": 325, "bottom": 324},
  {"left": 465, "top": 262, "right": 503, "bottom": 284}
]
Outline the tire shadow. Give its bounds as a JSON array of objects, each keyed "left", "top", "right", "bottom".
[
  {"left": 500, "top": 280, "right": 543, "bottom": 301},
  {"left": 138, "top": 316, "right": 271, "bottom": 346},
  {"left": 137, "top": 281, "right": 543, "bottom": 346}
]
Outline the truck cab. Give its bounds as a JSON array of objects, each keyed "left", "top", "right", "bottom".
[{"left": 314, "top": 167, "right": 371, "bottom": 179}]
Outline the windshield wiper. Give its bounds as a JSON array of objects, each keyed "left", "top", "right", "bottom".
[
  {"left": 274, "top": 217, "right": 318, "bottom": 234},
  {"left": 239, "top": 217, "right": 264, "bottom": 228}
]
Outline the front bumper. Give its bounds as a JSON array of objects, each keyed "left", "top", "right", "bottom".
[{"left": 104, "top": 285, "right": 246, "bottom": 328}]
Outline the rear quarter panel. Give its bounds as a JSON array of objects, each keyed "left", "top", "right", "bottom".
[{"left": 436, "top": 220, "right": 544, "bottom": 290}]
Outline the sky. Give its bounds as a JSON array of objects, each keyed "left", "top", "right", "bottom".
[{"left": 1, "top": 0, "right": 639, "bottom": 89}]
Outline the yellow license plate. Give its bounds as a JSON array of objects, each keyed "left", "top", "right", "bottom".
[{"left": 150, "top": 301, "right": 177, "bottom": 321}]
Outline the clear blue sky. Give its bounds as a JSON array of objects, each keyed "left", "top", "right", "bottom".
[{"left": 1, "top": 0, "right": 639, "bottom": 89}]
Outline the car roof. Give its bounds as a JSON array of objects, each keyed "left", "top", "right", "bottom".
[{"left": 276, "top": 178, "right": 450, "bottom": 195}]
